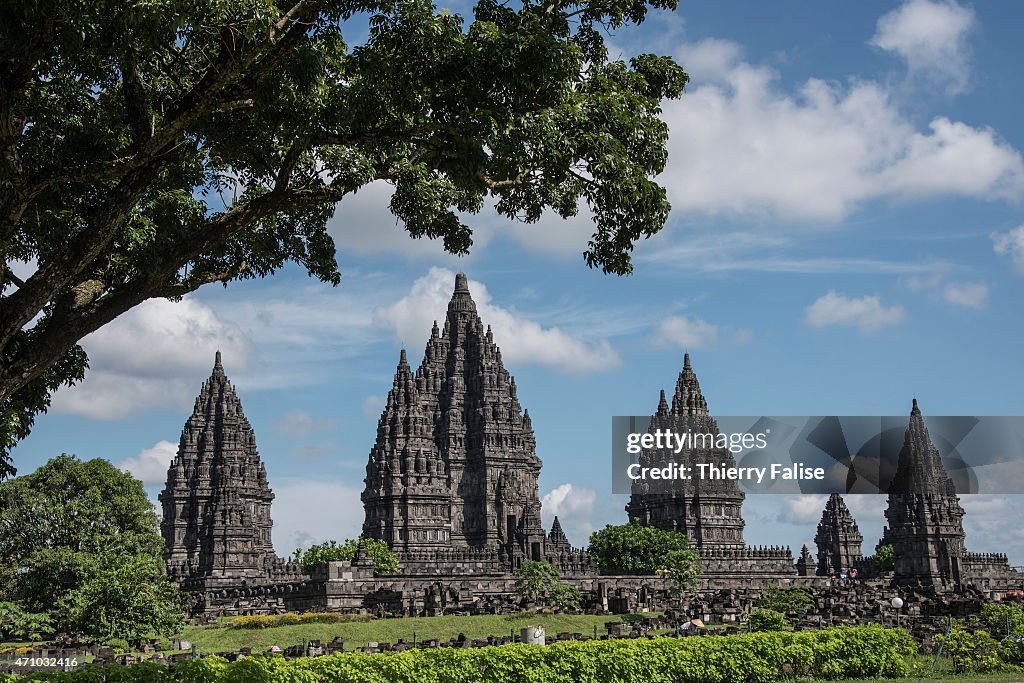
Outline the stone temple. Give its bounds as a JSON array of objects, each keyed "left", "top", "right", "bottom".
[
  {"left": 624, "top": 353, "right": 796, "bottom": 580},
  {"left": 158, "top": 275, "right": 1021, "bottom": 618},
  {"left": 814, "top": 493, "right": 863, "bottom": 577},
  {"left": 880, "top": 399, "right": 1017, "bottom": 590},
  {"left": 361, "top": 272, "right": 547, "bottom": 571},
  {"left": 159, "top": 352, "right": 302, "bottom": 593}
]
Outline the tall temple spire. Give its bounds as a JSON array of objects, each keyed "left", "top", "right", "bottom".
[
  {"left": 362, "top": 272, "right": 545, "bottom": 567},
  {"left": 670, "top": 352, "right": 708, "bottom": 416},
  {"left": 883, "top": 398, "right": 966, "bottom": 588},
  {"left": 160, "top": 352, "right": 278, "bottom": 587},
  {"left": 890, "top": 398, "right": 957, "bottom": 497}
]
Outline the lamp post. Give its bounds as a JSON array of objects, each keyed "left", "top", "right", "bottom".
[{"left": 890, "top": 597, "right": 904, "bottom": 629}]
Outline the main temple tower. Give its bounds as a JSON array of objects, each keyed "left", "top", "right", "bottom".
[{"left": 362, "top": 273, "right": 546, "bottom": 568}]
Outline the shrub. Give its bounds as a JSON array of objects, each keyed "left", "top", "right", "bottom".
[
  {"left": 748, "top": 608, "right": 790, "bottom": 632},
  {"left": 754, "top": 585, "right": 813, "bottom": 616},
  {"left": 980, "top": 602, "right": 1024, "bottom": 638},
  {"left": 935, "top": 625, "right": 1008, "bottom": 674},
  {"left": 588, "top": 523, "right": 697, "bottom": 574},
  {"left": 7, "top": 626, "right": 915, "bottom": 682},
  {"left": 292, "top": 538, "right": 398, "bottom": 575},
  {"left": 227, "top": 612, "right": 373, "bottom": 629}
]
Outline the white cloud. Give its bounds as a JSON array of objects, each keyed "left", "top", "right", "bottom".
[
  {"left": 51, "top": 297, "right": 257, "bottom": 419},
  {"left": 274, "top": 409, "right": 338, "bottom": 437},
  {"left": 879, "top": 118, "right": 1024, "bottom": 200},
  {"left": 541, "top": 483, "right": 598, "bottom": 547},
  {"left": 773, "top": 494, "right": 829, "bottom": 525},
  {"left": 328, "top": 181, "right": 480, "bottom": 260},
  {"left": 362, "top": 395, "right": 386, "bottom": 419},
  {"left": 993, "top": 225, "right": 1024, "bottom": 274},
  {"left": 653, "top": 315, "right": 718, "bottom": 349},
  {"left": 374, "top": 267, "right": 621, "bottom": 374},
  {"left": 904, "top": 263, "right": 988, "bottom": 309},
  {"left": 271, "top": 478, "right": 365, "bottom": 554},
  {"left": 662, "top": 39, "right": 1024, "bottom": 221},
  {"left": 962, "top": 495, "right": 1024, "bottom": 564},
  {"left": 871, "top": 0, "right": 975, "bottom": 95},
  {"left": 805, "top": 291, "right": 907, "bottom": 334},
  {"left": 639, "top": 230, "right": 945, "bottom": 275},
  {"left": 942, "top": 281, "right": 988, "bottom": 309},
  {"left": 118, "top": 440, "right": 177, "bottom": 486},
  {"left": 681, "top": 38, "right": 745, "bottom": 84}
]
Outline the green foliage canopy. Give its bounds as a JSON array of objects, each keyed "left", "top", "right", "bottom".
[
  {"left": 872, "top": 544, "right": 895, "bottom": 572},
  {"left": 512, "top": 559, "right": 581, "bottom": 609},
  {"left": 587, "top": 522, "right": 699, "bottom": 574},
  {"left": 0, "top": 455, "right": 184, "bottom": 642},
  {"left": 0, "top": 0, "right": 687, "bottom": 478},
  {"left": 662, "top": 547, "right": 701, "bottom": 600},
  {"left": 292, "top": 537, "right": 399, "bottom": 574}
]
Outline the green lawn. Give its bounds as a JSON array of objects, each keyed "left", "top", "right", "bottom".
[{"left": 176, "top": 612, "right": 653, "bottom": 654}]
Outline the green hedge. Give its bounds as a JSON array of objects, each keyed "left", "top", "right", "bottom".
[{"left": 1, "top": 625, "right": 916, "bottom": 682}]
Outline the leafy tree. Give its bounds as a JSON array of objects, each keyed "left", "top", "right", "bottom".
[
  {"left": 0, "top": 601, "right": 51, "bottom": 641},
  {"left": 747, "top": 607, "right": 789, "bottom": 632},
  {"left": 661, "top": 548, "right": 701, "bottom": 601},
  {"left": 0, "top": 0, "right": 687, "bottom": 478},
  {"left": 0, "top": 455, "right": 184, "bottom": 641},
  {"left": 514, "top": 560, "right": 580, "bottom": 610},
  {"left": 754, "top": 583, "right": 814, "bottom": 616},
  {"left": 587, "top": 522, "right": 699, "bottom": 573},
  {"left": 872, "top": 544, "right": 895, "bottom": 572},
  {"left": 58, "top": 553, "right": 185, "bottom": 644},
  {"left": 514, "top": 560, "right": 560, "bottom": 602},
  {"left": 292, "top": 537, "right": 398, "bottom": 574},
  {"left": 551, "top": 582, "right": 583, "bottom": 611}
]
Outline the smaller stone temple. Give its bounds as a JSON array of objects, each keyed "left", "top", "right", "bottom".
[
  {"left": 159, "top": 352, "right": 303, "bottom": 594},
  {"left": 814, "top": 493, "right": 864, "bottom": 576},
  {"left": 625, "top": 354, "right": 796, "bottom": 582},
  {"left": 881, "top": 399, "right": 1019, "bottom": 590},
  {"left": 625, "top": 353, "right": 747, "bottom": 549}
]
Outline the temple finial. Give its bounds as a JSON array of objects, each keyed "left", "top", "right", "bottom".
[
  {"left": 683, "top": 352, "right": 691, "bottom": 370},
  {"left": 399, "top": 348, "right": 408, "bottom": 365},
  {"left": 455, "top": 272, "right": 469, "bottom": 293},
  {"left": 214, "top": 350, "right": 223, "bottom": 369},
  {"left": 911, "top": 397, "right": 920, "bottom": 415}
]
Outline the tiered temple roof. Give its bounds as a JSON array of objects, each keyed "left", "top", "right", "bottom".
[
  {"left": 159, "top": 352, "right": 289, "bottom": 587},
  {"left": 882, "top": 399, "right": 967, "bottom": 588},
  {"left": 362, "top": 273, "right": 546, "bottom": 569}
]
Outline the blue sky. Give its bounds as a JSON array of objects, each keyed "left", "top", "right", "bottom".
[{"left": 12, "top": 0, "right": 1024, "bottom": 565}]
